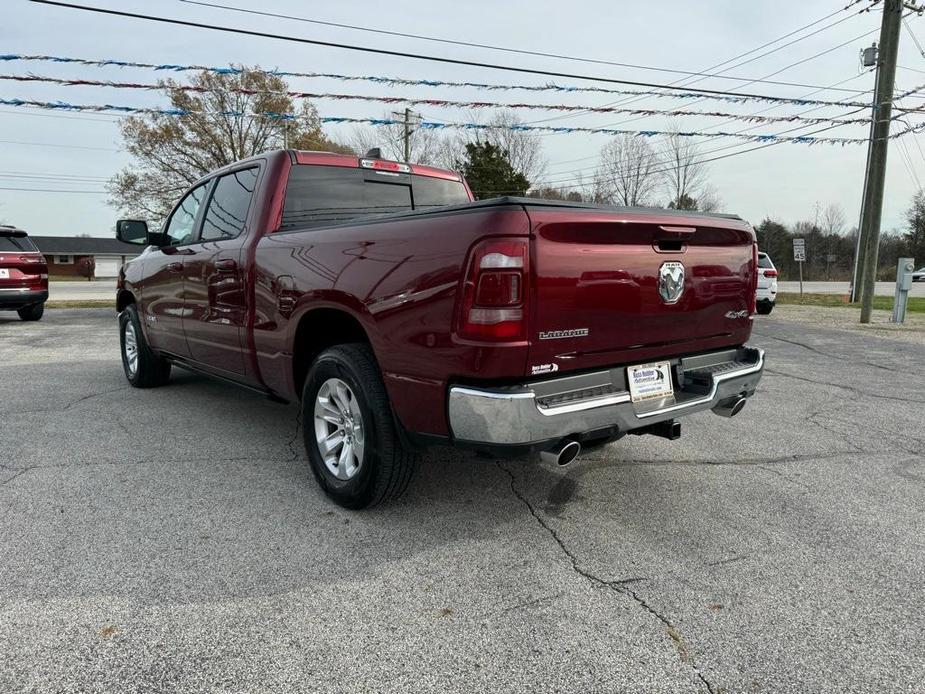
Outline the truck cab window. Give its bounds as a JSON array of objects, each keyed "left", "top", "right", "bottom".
[
  {"left": 412, "top": 176, "right": 470, "bottom": 210},
  {"left": 281, "top": 167, "right": 412, "bottom": 230},
  {"left": 200, "top": 168, "right": 258, "bottom": 241},
  {"left": 164, "top": 184, "right": 208, "bottom": 245}
]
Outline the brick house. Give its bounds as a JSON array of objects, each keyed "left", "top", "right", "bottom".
[{"left": 29, "top": 236, "right": 143, "bottom": 279}]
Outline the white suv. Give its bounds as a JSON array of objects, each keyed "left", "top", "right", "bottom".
[{"left": 756, "top": 252, "right": 778, "bottom": 315}]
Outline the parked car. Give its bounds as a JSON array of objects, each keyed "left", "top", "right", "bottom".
[
  {"left": 114, "top": 150, "right": 765, "bottom": 508},
  {"left": 913, "top": 266, "right": 925, "bottom": 282},
  {"left": 0, "top": 225, "right": 48, "bottom": 321},
  {"left": 756, "top": 252, "right": 778, "bottom": 314}
]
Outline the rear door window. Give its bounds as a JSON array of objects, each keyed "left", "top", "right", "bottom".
[
  {"left": 282, "top": 167, "right": 412, "bottom": 230},
  {"left": 200, "top": 168, "right": 258, "bottom": 241}
]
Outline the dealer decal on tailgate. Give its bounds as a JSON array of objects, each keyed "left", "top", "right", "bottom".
[{"left": 627, "top": 361, "right": 674, "bottom": 403}]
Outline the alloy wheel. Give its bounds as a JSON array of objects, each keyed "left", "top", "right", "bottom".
[{"left": 313, "top": 377, "right": 365, "bottom": 480}]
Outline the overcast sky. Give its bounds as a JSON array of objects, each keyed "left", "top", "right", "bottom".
[{"left": 3, "top": 0, "right": 925, "bottom": 238}]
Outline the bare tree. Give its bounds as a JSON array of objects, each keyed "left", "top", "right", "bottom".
[
  {"left": 438, "top": 110, "right": 547, "bottom": 181},
  {"left": 480, "top": 111, "right": 547, "bottom": 183},
  {"left": 822, "top": 203, "right": 846, "bottom": 236},
  {"left": 661, "top": 124, "right": 709, "bottom": 209},
  {"left": 595, "top": 134, "right": 659, "bottom": 207},
  {"left": 108, "top": 67, "right": 351, "bottom": 222},
  {"left": 527, "top": 186, "right": 585, "bottom": 202},
  {"left": 349, "top": 112, "right": 449, "bottom": 165},
  {"left": 697, "top": 185, "right": 723, "bottom": 213}
]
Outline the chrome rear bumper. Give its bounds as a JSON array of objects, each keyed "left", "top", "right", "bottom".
[{"left": 448, "top": 346, "right": 764, "bottom": 446}]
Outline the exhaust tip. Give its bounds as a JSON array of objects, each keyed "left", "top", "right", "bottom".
[
  {"left": 540, "top": 439, "right": 582, "bottom": 466},
  {"left": 713, "top": 396, "right": 747, "bottom": 418},
  {"left": 557, "top": 440, "right": 581, "bottom": 466}
]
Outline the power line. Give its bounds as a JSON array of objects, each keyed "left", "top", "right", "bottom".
[
  {"left": 903, "top": 16, "right": 925, "bottom": 55},
  {"left": 528, "top": 115, "right": 875, "bottom": 192},
  {"left": 0, "top": 170, "right": 110, "bottom": 181},
  {"left": 0, "top": 186, "right": 106, "bottom": 193},
  {"left": 578, "top": 21, "right": 888, "bottom": 135},
  {"left": 0, "top": 138, "right": 120, "bottom": 151},
  {"left": 543, "top": 72, "right": 876, "bottom": 174},
  {"left": 0, "top": 53, "right": 876, "bottom": 107},
  {"left": 177, "top": 0, "right": 876, "bottom": 94},
  {"left": 27, "top": 0, "right": 885, "bottom": 97},
  {"left": 540, "top": 71, "right": 879, "bottom": 181},
  {"left": 524, "top": 6, "right": 866, "bottom": 126}
]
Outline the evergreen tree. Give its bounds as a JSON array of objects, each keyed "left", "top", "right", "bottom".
[{"left": 456, "top": 142, "right": 530, "bottom": 200}]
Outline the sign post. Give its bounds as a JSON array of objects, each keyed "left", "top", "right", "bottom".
[
  {"left": 793, "top": 238, "right": 806, "bottom": 298},
  {"left": 893, "top": 257, "right": 915, "bottom": 324}
]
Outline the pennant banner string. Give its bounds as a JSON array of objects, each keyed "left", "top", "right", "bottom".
[
  {"left": 0, "top": 73, "right": 880, "bottom": 128},
  {"left": 0, "top": 53, "right": 878, "bottom": 109},
  {"left": 0, "top": 97, "right": 873, "bottom": 145}
]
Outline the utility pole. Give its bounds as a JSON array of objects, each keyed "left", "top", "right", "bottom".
[
  {"left": 402, "top": 107, "right": 411, "bottom": 161},
  {"left": 392, "top": 108, "right": 417, "bottom": 161},
  {"left": 857, "top": 0, "right": 903, "bottom": 323},
  {"left": 849, "top": 44, "right": 880, "bottom": 303}
]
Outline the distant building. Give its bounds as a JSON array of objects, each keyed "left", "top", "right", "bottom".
[{"left": 29, "top": 236, "right": 143, "bottom": 278}]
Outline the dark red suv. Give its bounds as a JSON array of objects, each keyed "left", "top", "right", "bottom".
[{"left": 0, "top": 225, "right": 48, "bottom": 321}]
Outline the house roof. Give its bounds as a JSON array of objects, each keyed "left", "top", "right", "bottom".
[{"left": 28, "top": 236, "right": 143, "bottom": 255}]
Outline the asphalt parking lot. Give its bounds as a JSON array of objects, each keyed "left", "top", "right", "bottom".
[{"left": 1, "top": 310, "right": 923, "bottom": 693}]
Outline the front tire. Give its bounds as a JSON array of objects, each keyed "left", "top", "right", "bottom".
[
  {"left": 302, "top": 344, "right": 417, "bottom": 509},
  {"left": 17, "top": 303, "right": 44, "bottom": 321},
  {"left": 119, "top": 304, "right": 171, "bottom": 388}
]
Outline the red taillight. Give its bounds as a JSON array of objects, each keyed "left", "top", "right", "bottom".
[
  {"left": 749, "top": 244, "right": 758, "bottom": 316},
  {"left": 763, "top": 269, "right": 778, "bottom": 278},
  {"left": 457, "top": 238, "right": 529, "bottom": 341}
]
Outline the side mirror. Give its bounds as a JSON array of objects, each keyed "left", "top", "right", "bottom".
[{"left": 116, "top": 219, "right": 150, "bottom": 245}]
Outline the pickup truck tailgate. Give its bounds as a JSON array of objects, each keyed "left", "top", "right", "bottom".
[{"left": 526, "top": 208, "right": 756, "bottom": 374}]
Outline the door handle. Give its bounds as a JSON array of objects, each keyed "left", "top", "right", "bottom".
[
  {"left": 215, "top": 259, "right": 238, "bottom": 273},
  {"left": 166, "top": 261, "right": 183, "bottom": 272}
]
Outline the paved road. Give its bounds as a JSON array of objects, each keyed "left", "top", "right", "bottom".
[
  {"left": 1, "top": 310, "right": 923, "bottom": 693},
  {"left": 777, "top": 280, "right": 925, "bottom": 297},
  {"left": 48, "top": 280, "right": 117, "bottom": 301}
]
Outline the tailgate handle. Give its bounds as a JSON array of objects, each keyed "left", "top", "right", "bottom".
[
  {"left": 215, "top": 259, "right": 237, "bottom": 273},
  {"left": 655, "top": 226, "right": 694, "bottom": 253}
]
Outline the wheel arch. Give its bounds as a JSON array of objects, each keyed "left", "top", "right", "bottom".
[
  {"left": 116, "top": 289, "right": 136, "bottom": 313},
  {"left": 291, "top": 307, "right": 374, "bottom": 396}
]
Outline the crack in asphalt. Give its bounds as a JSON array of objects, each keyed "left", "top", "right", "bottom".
[
  {"left": 0, "top": 469, "right": 29, "bottom": 487},
  {"left": 5, "top": 385, "right": 128, "bottom": 416},
  {"left": 286, "top": 406, "right": 303, "bottom": 462},
  {"left": 755, "top": 332, "right": 903, "bottom": 373},
  {"left": 704, "top": 555, "right": 747, "bottom": 568},
  {"left": 765, "top": 368, "right": 925, "bottom": 404},
  {"left": 498, "top": 461, "right": 717, "bottom": 694},
  {"left": 577, "top": 449, "right": 877, "bottom": 469}
]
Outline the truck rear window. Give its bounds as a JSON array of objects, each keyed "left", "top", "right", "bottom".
[
  {"left": 0, "top": 234, "right": 38, "bottom": 252},
  {"left": 281, "top": 166, "right": 468, "bottom": 230}
]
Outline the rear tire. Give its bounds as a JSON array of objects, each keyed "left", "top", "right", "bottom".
[
  {"left": 302, "top": 343, "right": 418, "bottom": 509},
  {"left": 756, "top": 301, "right": 774, "bottom": 315},
  {"left": 119, "top": 304, "right": 171, "bottom": 388},
  {"left": 17, "top": 303, "right": 44, "bottom": 321}
]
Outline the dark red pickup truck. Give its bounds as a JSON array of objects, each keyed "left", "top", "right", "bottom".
[{"left": 115, "top": 149, "right": 764, "bottom": 508}]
